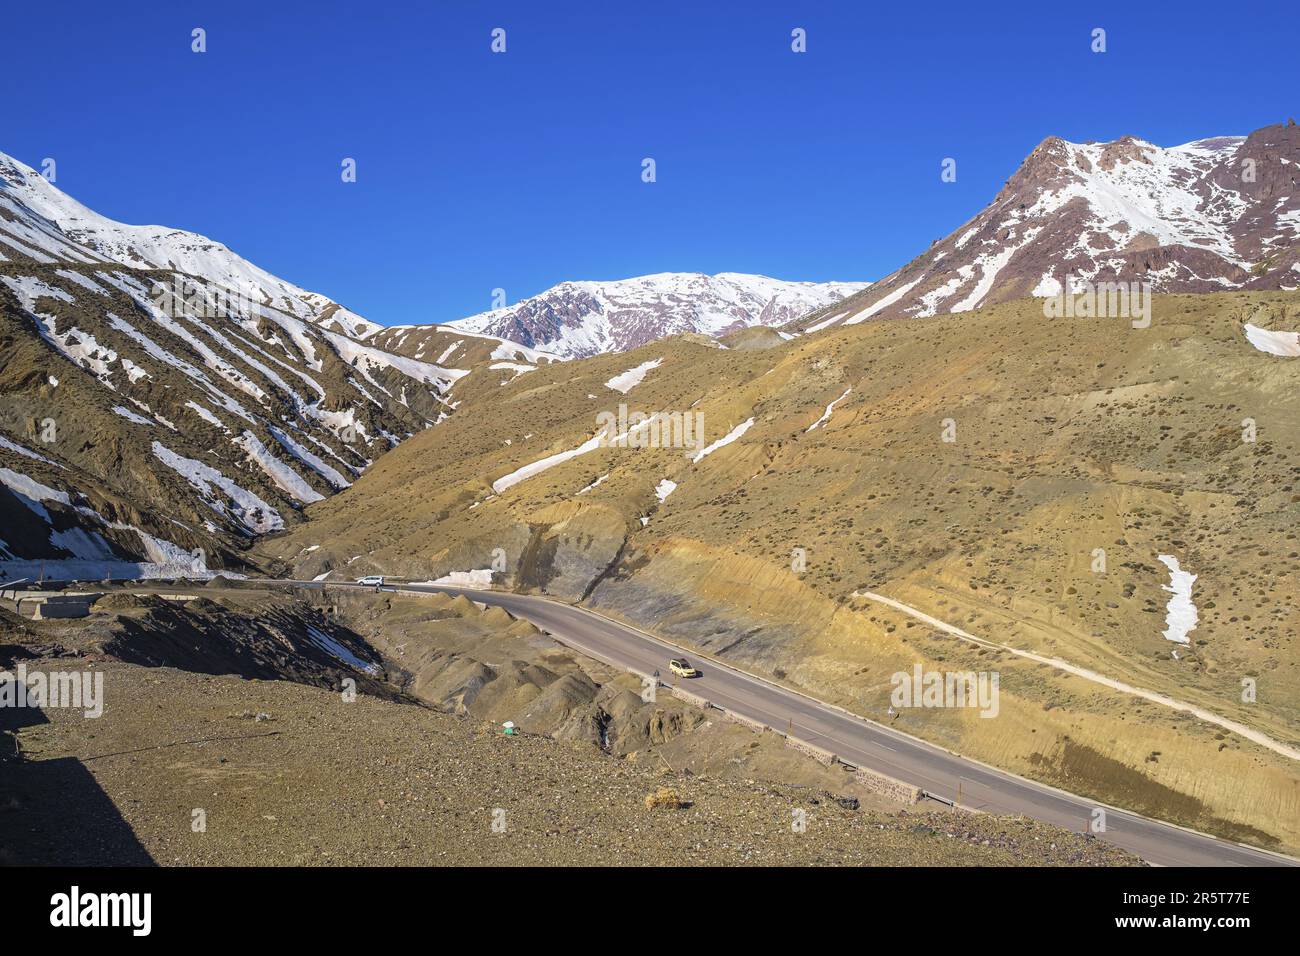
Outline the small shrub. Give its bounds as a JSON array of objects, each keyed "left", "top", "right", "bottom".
[{"left": 644, "top": 787, "right": 686, "bottom": 810}]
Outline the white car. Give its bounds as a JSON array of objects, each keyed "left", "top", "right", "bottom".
[{"left": 356, "top": 575, "right": 385, "bottom": 587}]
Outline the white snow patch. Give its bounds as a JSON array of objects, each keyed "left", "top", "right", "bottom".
[
  {"left": 950, "top": 227, "right": 1042, "bottom": 313},
  {"left": 953, "top": 225, "right": 981, "bottom": 250},
  {"left": 119, "top": 358, "right": 149, "bottom": 383},
  {"left": 111, "top": 405, "right": 153, "bottom": 426},
  {"left": 53, "top": 270, "right": 110, "bottom": 296},
  {"left": 1157, "top": 555, "right": 1198, "bottom": 645},
  {"left": 0, "top": 467, "right": 70, "bottom": 521},
  {"left": 0, "top": 435, "right": 60, "bottom": 467},
  {"left": 806, "top": 388, "right": 851, "bottom": 432},
  {"left": 693, "top": 417, "right": 754, "bottom": 463},
  {"left": 321, "top": 330, "right": 467, "bottom": 392},
  {"left": 843, "top": 277, "right": 925, "bottom": 325},
  {"left": 493, "top": 433, "right": 609, "bottom": 494},
  {"left": 269, "top": 426, "right": 351, "bottom": 490},
  {"left": 916, "top": 276, "right": 964, "bottom": 317},
  {"left": 48, "top": 526, "right": 116, "bottom": 561},
  {"left": 605, "top": 358, "right": 662, "bottom": 394},
  {"left": 0, "top": 557, "right": 240, "bottom": 583},
  {"left": 0, "top": 274, "right": 73, "bottom": 312},
  {"left": 184, "top": 401, "right": 227, "bottom": 430},
  {"left": 304, "top": 624, "right": 380, "bottom": 675},
  {"left": 419, "top": 569, "right": 494, "bottom": 588},
  {"left": 576, "top": 474, "right": 609, "bottom": 495},
  {"left": 152, "top": 440, "right": 283, "bottom": 533},
  {"left": 233, "top": 431, "right": 324, "bottom": 504},
  {"left": 1032, "top": 273, "right": 1063, "bottom": 297},
  {"left": 490, "top": 361, "right": 536, "bottom": 383},
  {"left": 488, "top": 339, "right": 556, "bottom": 364},
  {"left": 804, "top": 310, "right": 849, "bottom": 334},
  {"left": 1243, "top": 324, "right": 1300, "bottom": 357},
  {"left": 492, "top": 418, "right": 656, "bottom": 494}
]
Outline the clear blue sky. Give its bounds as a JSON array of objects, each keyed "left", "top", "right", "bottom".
[{"left": 6, "top": 1, "right": 1295, "bottom": 325}]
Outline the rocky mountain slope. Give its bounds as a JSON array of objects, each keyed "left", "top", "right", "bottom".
[
  {"left": 792, "top": 122, "right": 1300, "bottom": 332},
  {"left": 444, "top": 272, "right": 867, "bottom": 358},
  {"left": 0, "top": 150, "right": 525, "bottom": 580},
  {"left": 0, "top": 150, "right": 861, "bottom": 582},
  {"left": 269, "top": 287, "right": 1300, "bottom": 853},
  {"left": 0, "top": 151, "right": 385, "bottom": 340}
]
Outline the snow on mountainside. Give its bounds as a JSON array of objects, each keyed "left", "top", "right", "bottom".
[
  {"left": 793, "top": 122, "right": 1300, "bottom": 331},
  {"left": 444, "top": 272, "right": 868, "bottom": 358},
  {"left": 0, "top": 148, "right": 478, "bottom": 580},
  {"left": 0, "top": 151, "right": 382, "bottom": 339}
]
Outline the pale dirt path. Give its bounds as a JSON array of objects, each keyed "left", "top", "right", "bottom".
[{"left": 853, "top": 590, "right": 1300, "bottom": 763}]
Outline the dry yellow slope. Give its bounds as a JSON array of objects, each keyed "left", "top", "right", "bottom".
[{"left": 266, "top": 291, "right": 1300, "bottom": 852}]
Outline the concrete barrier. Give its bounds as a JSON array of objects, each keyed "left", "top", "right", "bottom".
[
  {"left": 719, "top": 708, "right": 771, "bottom": 734},
  {"left": 668, "top": 686, "right": 714, "bottom": 711},
  {"left": 8, "top": 592, "right": 102, "bottom": 620},
  {"left": 786, "top": 735, "right": 839, "bottom": 766},
  {"left": 854, "top": 766, "right": 921, "bottom": 805}
]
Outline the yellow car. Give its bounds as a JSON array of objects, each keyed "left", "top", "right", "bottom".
[{"left": 668, "top": 658, "right": 699, "bottom": 678}]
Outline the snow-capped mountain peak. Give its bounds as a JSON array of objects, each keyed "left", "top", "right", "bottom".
[
  {"left": 0, "top": 147, "right": 477, "bottom": 581},
  {"left": 444, "top": 271, "right": 868, "bottom": 358},
  {"left": 0, "top": 150, "right": 381, "bottom": 338},
  {"left": 794, "top": 121, "right": 1300, "bottom": 331}
]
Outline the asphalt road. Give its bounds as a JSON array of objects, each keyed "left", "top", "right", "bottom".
[{"left": 300, "top": 580, "right": 1294, "bottom": 867}]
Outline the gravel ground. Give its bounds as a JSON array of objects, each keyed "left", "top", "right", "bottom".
[{"left": 1, "top": 659, "right": 1139, "bottom": 866}]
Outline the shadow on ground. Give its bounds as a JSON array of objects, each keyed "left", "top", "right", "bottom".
[{"left": 0, "top": 682, "right": 155, "bottom": 866}]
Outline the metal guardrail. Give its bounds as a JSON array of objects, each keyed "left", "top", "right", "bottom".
[{"left": 921, "top": 789, "right": 957, "bottom": 808}]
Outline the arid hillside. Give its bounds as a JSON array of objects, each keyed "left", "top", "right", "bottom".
[{"left": 268, "top": 289, "right": 1300, "bottom": 852}]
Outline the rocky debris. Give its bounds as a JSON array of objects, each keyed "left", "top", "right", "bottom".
[{"left": 9, "top": 584, "right": 396, "bottom": 699}]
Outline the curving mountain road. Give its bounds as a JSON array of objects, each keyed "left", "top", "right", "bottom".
[{"left": 304, "top": 580, "right": 1295, "bottom": 868}]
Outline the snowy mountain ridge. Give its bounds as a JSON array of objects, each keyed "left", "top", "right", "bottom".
[
  {"left": 0, "top": 148, "right": 480, "bottom": 580},
  {"left": 0, "top": 151, "right": 382, "bottom": 339},
  {"left": 793, "top": 122, "right": 1300, "bottom": 331},
  {"left": 444, "top": 271, "right": 869, "bottom": 359}
]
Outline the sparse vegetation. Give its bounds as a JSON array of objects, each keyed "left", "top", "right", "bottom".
[{"left": 273, "top": 289, "right": 1300, "bottom": 853}]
